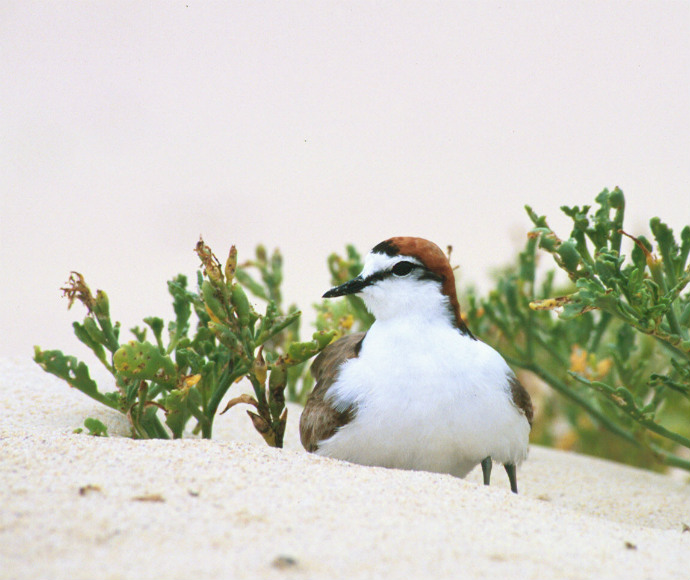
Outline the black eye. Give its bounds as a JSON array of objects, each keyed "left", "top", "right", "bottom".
[{"left": 391, "top": 261, "right": 415, "bottom": 277}]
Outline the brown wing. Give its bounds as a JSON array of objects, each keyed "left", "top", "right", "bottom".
[
  {"left": 299, "top": 332, "right": 366, "bottom": 452},
  {"left": 509, "top": 375, "right": 534, "bottom": 426}
]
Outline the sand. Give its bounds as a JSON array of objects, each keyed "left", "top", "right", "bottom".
[{"left": 1, "top": 356, "right": 689, "bottom": 580}]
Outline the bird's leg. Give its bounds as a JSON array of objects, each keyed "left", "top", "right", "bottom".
[
  {"left": 481, "top": 456, "right": 492, "bottom": 486},
  {"left": 504, "top": 463, "right": 518, "bottom": 494}
]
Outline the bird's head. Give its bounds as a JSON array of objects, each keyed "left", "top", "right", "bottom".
[{"left": 323, "top": 237, "right": 471, "bottom": 335}]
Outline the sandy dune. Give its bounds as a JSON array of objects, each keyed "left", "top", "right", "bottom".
[{"left": 1, "top": 357, "right": 689, "bottom": 579}]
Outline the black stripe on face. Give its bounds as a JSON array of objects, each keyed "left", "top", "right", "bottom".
[
  {"left": 417, "top": 268, "right": 444, "bottom": 284},
  {"left": 364, "top": 262, "right": 444, "bottom": 286},
  {"left": 323, "top": 260, "right": 444, "bottom": 298},
  {"left": 371, "top": 240, "right": 400, "bottom": 257}
]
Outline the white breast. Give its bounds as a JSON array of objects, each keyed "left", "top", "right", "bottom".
[{"left": 316, "top": 317, "right": 530, "bottom": 478}]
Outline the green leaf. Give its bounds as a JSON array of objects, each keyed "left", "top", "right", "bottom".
[
  {"left": 284, "top": 330, "right": 336, "bottom": 365},
  {"left": 34, "top": 347, "right": 120, "bottom": 410},
  {"left": 144, "top": 317, "right": 165, "bottom": 351},
  {"left": 83, "top": 417, "right": 109, "bottom": 437},
  {"left": 235, "top": 268, "right": 269, "bottom": 300},
  {"left": 163, "top": 386, "right": 201, "bottom": 438},
  {"left": 113, "top": 341, "right": 178, "bottom": 388},
  {"left": 557, "top": 240, "right": 581, "bottom": 273},
  {"left": 130, "top": 326, "right": 147, "bottom": 342},
  {"left": 73, "top": 319, "right": 109, "bottom": 367}
]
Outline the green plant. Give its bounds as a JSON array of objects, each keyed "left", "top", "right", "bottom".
[
  {"left": 34, "top": 239, "right": 335, "bottom": 445},
  {"left": 322, "top": 244, "right": 374, "bottom": 330},
  {"left": 283, "top": 244, "right": 374, "bottom": 406},
  {"left": 34, "top": 193, "right": 689, "bottom": 472},
  {"left": 317, "top": 190, "right": 689, "bottom": 473},
  {"left": 73, "top": 418, "right": 109, "bottom": 437},
  {"left": 463, "top": 188, "right": 690, "bottom": 471},
  {"left": 234, "top": 244, "right": 312, "bottom": 406}
]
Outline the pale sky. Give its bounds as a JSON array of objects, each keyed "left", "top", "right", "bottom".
[{"left": 2, "top": 2, "right": 689, "bottom": 366}]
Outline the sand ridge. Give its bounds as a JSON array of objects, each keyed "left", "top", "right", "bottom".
[{"left": 1, "top": 357, "right": 689, "bottom": 579}]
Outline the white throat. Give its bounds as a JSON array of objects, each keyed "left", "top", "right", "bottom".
[
  {"left": 306, "top": 237, "right": 531, "bottom": 486},
  {"left": 357, "top": 252, "right": 456, "bottom": 326},
  {"left": 360, "top": 279, "right": 455, "bottom": 326}
]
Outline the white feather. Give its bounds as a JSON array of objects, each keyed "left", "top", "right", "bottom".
[{"left": 315, "top": 251, "right": 530, "bottom": 478}]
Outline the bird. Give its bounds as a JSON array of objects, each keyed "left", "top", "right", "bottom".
[{"left": 299, "top": 236, "right": 533, "bottom": 493}]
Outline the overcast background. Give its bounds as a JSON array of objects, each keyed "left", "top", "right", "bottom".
[{"left": 2, "top": 2, "right": 689, "bottom": 369}]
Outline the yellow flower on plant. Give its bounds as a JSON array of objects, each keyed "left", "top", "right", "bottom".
[
  {"left": 594, "top": 358, "right": 613, "bottom": 379},
  {"left": 184, "top": 374, "right": 201, "bottom": 387},
  {"left": 340, "top": 314, "right": 354, "bottom": 330},
  {"left": 555, "top": 429, "right": 578, "bottom": 450},
  {"left": 205, "top": 304, "right": 221, "bottom": 324},
  {"left": 569, "top": 346, "right": 588, "bottom": 374},
  {"left": 569, "top": 345, "right": 613, "bottom": 380}
]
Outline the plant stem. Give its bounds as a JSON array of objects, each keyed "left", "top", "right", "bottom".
[
  {"left": 204, "top": 364, "right": 250, "bottom": 437},
  {"left": 572, "top": 373, "right": 690, "bottom": 453},
  {"left": 504, "top": 356, "right": 639, "bottom": 446},
  {"left": 636, "top": 415, "right": 690, "bottom": 450},
  {"left": 83, "top": 390, "right": 120, "bottom": 411},
  {"left": 188, "top": 404, "right": 211, "bottom": 433},
  {"left": 652, "top": 333, "right": 690, "bottom": 362},
  {"left": 146, "top": 414, "right": 170, "bottom": 439},
  {"left": 532, "top": 333, "right": 568, "bottom": 368},
  {"left": 648, "top": 442, "right": 690, "bottom": 471},
  {"left": 589, "top": 311, "right": 612, "bottom": 352},
  {"left": 647, "top": 259, "right": 686, "bottom": 345}
]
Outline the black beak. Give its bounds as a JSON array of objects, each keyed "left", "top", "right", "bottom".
[{"left": 323, "top": 276, "right": 369, "bottom": 298}]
